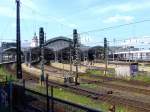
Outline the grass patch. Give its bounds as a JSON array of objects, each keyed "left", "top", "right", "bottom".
[
  {"left": 80, "top": 83, "right": 99, "bottom": 90},
  {"left": 32, "top": 85, "right": 108, "bottom": 111},
  {"left": 85, "top": 69, "right": 150, "bottom": 83},
  {"left": 87, "top": 69, "right": 103, "bottom": 75},
  {"left": 29, "top": 84, "right": 134, "bottom": 112},
  {"left": 133, "top": 74, "right": 150, "bottom": 83},
  {"left": 86, "top": 69, "right": 114, "bottom": 77},
  {"left": 0, "top": 67, "right": 16, "bottom": 82}
]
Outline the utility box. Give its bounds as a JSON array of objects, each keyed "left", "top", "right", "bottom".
[
  {"left": 115, "top": 63, "right": 138, "bottom": 78},
  {"left": 130, "top": 63, "right": 138, "bottom": 77},
  {"left": 64, "top": 77, "right": 75, "bottom": 83}
]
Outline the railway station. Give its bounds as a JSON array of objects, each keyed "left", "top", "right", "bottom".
[{"left": 0, "top": 0, "right": 150, "bottom": 112}]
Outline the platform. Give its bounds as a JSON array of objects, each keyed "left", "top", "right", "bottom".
[{"left": 22, "top": 64, "right": 75, "bottom": 83}]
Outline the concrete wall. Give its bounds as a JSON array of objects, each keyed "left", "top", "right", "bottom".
[{"left": 115, "top": 65, "right": 130, "bottom": 78}]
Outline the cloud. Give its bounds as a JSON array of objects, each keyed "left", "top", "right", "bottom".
[
  {"left": 0, "top": 6, "right": 15, "bottom": 18},
  {"left": 67, "top": 23, "right": 78, "bottom": 28},
  {"left": 8, "top": 0, "right": 38, "bottom": 11},
  {"left": 92, "top": 1, "right": 150, "bottom": 14},
  {"left": 103, "top": 15, "right": 134, "bottom": 23},
  {"left": 79, "top": 0, "right": 98, "bottom": 7},
  {"left": 0, "top": 1, "right": 76, "bottom": 29},
  {"left": 21, "top": 0, "right": 38, "bottom": 11},
  {"left": 0, "top": 0, "right": 38, "bottom": 18},
  {"left": 79, "top": 0, "right": 92, "bottom": 6}
]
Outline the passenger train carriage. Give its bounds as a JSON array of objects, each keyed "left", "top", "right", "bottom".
[{"left": 111, "top": 50, "right": 150, "bottom": 61}]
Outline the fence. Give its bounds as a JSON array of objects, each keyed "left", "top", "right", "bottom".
[
  {"left": 0, "top": 81, "right": 102, "bottom": 112},
  {"left": 25, "top": 87, "right": 101, "bottom": 112}
]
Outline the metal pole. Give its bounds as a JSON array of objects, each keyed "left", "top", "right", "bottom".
[
  {"left": 23, "top": 79, "right": 25, "bottom": 107},
  {"left": 129, "top": 47, "right": 131, "bottom": 63},
  {"left": 69, "top": 43, "right": 72, "bottom": 75},
  {"left": 113, "top": 38, "right": 116, "bottom": 61},
  {"left": 29, "top": 48, "right": 31, "bottom": 67},
  {"left": 45, "top": 33, "right": 47, "bottom": 43},
  {"left": 51, "top": 86, "right": 54, "bottom": 112},
  {"left": 16, "top": 0, "right": 22, "bottom": 79},
  {"left": 39, "top": 27, "right": 45, "bottom": 85},
  {"left": 104, "top": 38, "right": 108, "bottom": 76},
  {"left": 73, "top": 29, "right": 79, "bottom": 85},
  {"left": 63, "top": 62, "right": 64, "bottom": 77},
  {"left": 9, "top": 78, "right": 13, "bottom": 112},
  {"left": 46, "top": 74, "right": 49, "bottom": 112},
  {"left": 41, "top": 45, "right": 44, "bottom": 84},
  {"left": 25, "top": 51, "right": 27, "bottom": 65}
]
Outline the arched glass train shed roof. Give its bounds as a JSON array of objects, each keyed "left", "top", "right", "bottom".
[
  {"left": 44, "top": 36, "right": 73, "bottom": 51},
  {"left": 2, "top": 36, "right": 89, "bottom": 55},
  {"left": 44, "top": 36, "right": 73, "bottom": 46}
]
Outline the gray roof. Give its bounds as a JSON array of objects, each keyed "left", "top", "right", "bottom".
[{"left": 45, "top": 36, "right": 72, "bottom": 46}]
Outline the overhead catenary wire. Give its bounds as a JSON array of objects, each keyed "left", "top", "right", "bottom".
[
  {"left": 20, "top": 2, "right": 73, "bottom": 29},
  {"left": 17, "top": 1, "right": 150, "bottom": 42},
  {"left": 78, "top": 36, "right": 150, "bottom": 47},
  {"left": 64, "top": 19, "right": 150, "bottom": 37},
  {"left": 20, "top": 0, "right": 150, "bottom": 36},
  {"left": 2, "top": 1, "right": 150, "bottom": 48}
]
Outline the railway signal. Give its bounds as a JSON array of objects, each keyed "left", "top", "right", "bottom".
[{"left": 39, "top": 27, "right": 44, "bottom": 48}]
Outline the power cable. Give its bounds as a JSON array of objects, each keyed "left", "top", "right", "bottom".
[
  {"left": 64, "top": 19, "right": 150, "bottom": 38},
  {"left": 79, "top": 19, "right": 150, "bottom": 35},
  {"left": 20, "top": 2, "right": 73, "bottom": 29}
]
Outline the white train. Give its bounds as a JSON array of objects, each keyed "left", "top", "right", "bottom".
[{"left": 112, "top": 50, "right": 150, "bottom": 61}]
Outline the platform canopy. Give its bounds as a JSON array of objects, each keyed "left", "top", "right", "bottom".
[{"left": 2, "top": 47, "right": 23, "bottom": 55}]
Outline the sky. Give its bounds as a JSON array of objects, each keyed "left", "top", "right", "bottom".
[{"left": 0, "top": 0, "right": 150, "bottom": 47}]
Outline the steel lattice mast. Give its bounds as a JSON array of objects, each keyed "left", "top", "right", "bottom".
[{"left": 73, "top": 29, "right": 79, "bottom": 85}]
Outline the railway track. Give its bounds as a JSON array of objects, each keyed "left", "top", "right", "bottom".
[
  {"left": 38, "top": 64, "right": 150, "bottom": 89},
  {"left": 43, "top": 64, "right": 150, "bottom": 87},
  {"left": 80, "top": 73, "right": 150, "bottom": 87},
  {"left": 5, "top": 65, "right": 150, "bottom": 112},
  {"left": 35, "top": 65, "right": 68, "bottom": 75},
  {"left": 40, "top": 65, "right": 150, "bottom": 112},
  {"left": 42, "top": 65, "right": 150, "bottom": 95},
  {"left": 80, "top": 78, "right": 150, "bottom": 96},
  {"left": 47, "top": 80, "right": 150, "bottom": 112}
]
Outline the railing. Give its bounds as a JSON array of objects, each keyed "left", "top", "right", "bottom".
[
  {"left": 24, "top": 87, "right": 102, "bottom": 112},
  {"left": 0, "top": 81, "right": 102, "bottom": 112}
]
